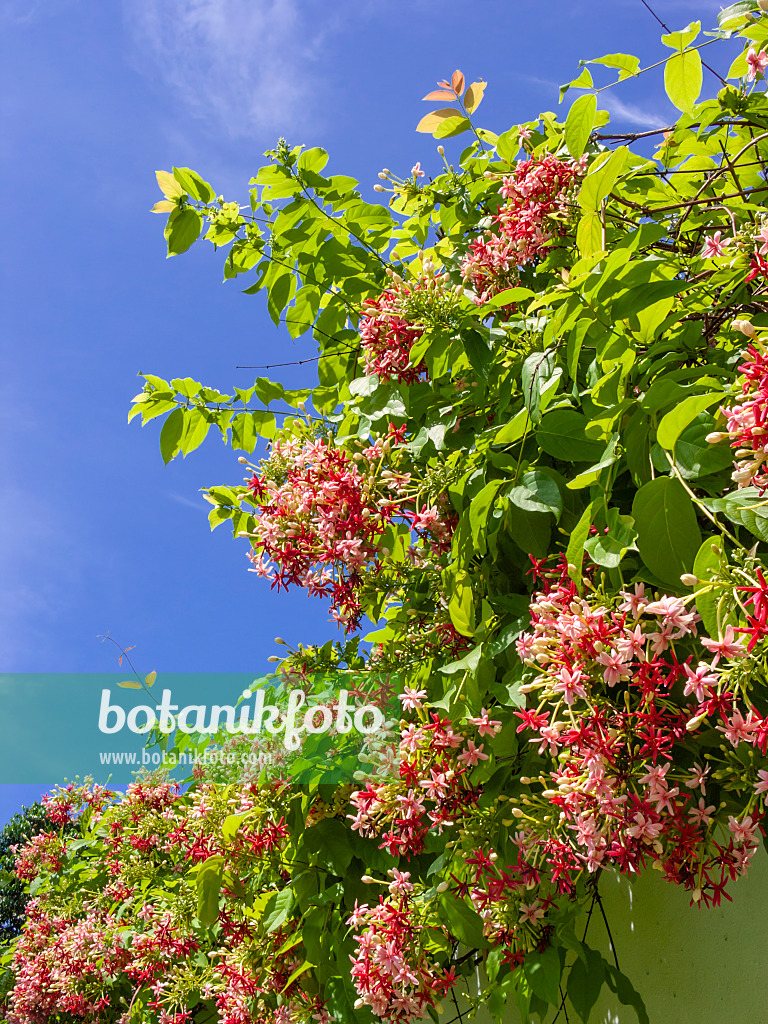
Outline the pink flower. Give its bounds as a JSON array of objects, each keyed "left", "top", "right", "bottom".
[
  {"left": 684, "top": 762, "right": 710, "bottom": 795},
  {"left": 755, "top": 224, "right": 768, "bottom": 256},
  {"left": 718, "top": 709, "right": 758, "bottom": 747},
  {"left": 747, "top": 47, "right": 768, "bottom": 82},
  {"left": 595, "top": 648, "right": 630, "bottom": 686},
  {"left": 518, "top": 899, "right": 545, "bottom": 923},
  {"left": 457, "top": 740, "right": 488, "bottom": 767},
  {"left": 755, "top": 769, "right": 768, "bottom": 795},
  {"left": 688, "top": 798, "right": 716, "bottom": 826},
  {"left": 701, "top": 625, "right": 747, "bottom": 665},
  {"left": 701, "top": 230, "right": 729, "bottom": 259},
  {"left": 728, "top": 814, "right": 759, "bottom": 846},
  {"left": 468, "top": 708, "right": 502, "bottom": 737},
  {"left": 388, "top": 869, "right": 414, "bottom": 894},
  {"left": 399, "top": 687, "right": 427, "bottom": 711},
  {"left": 411, "top": 162, "right": 425, "bottom": 178},
  {"left": 551, "top": 666, "right": 587, "bottom": 705}
]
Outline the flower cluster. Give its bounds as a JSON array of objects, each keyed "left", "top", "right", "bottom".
[
  {"left": 359, "top": 259, "right": 460, "bottom": 384},
  {"left": 711, "top": 328, "right": 768, "bottom": 490},
  {"left": 508, "top": 559, "right": 767, "bottom": 908},
  {"left": 3, "top": 778, "right": 328, "bottom": 1024},
  {"left": 461, "top": 154, "right": 584, "bottom": 303},
  {"left": 242, "top": 431, "right": 455, "bottom": 628},
  {"left": 348, "top": 692, "right": 497, "bottom": 858},
  {"left": 347, "top": 883, "right": 456, "bottom": 1024}
]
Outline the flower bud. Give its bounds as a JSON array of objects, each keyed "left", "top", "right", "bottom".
[
  {"left": 436, "top": 880, "right": 449, "bottom": 892},
  {"left": 437, "top": 145, "right": 445, "bottom": 155},
  {"left": 373, "top": 184, "right": 385, "bottom": 192},
  {"left": 238, "top": 456, "right": 248, "bottom": 464},
  {"left": 759, "top": 0, "right": 768, "bottom": 12},
  {"left": 267, "top": 655, "right": 281, "bottom": 662},
  {"left": 733, "top": 319, "right": 757, "bottom": 338},
  {"left": 680, "top": 574, "right": 698, "bottom": 587},
  {"left": 274, "top": 637, "right": 286, "bottom": 645},
  {"left": 378, "top": 172, "right": 388, "bottom": 179},
  {"left": 705, "top": 431, "right": 728, "bottom": 444},
  {"left": 686, "top": 711, "right": 708, "bottom": 732}
]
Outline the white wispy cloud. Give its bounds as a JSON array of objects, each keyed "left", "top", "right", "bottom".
[
  {"left": 0, "top": 0, "right": 80, "bottom": 27},
  {"left": 600, "top": 94, "right": 669, "bottom": 130},
  {"left": 124, "top": 0, "right": 338, "bottom": 136},
  {"left": 166, "top": 490, "right": 207, "bottom": 511}
]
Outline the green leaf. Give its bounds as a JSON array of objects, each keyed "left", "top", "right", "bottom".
[
  {"left": 692, "top": 535, "right": 723, "bottom": 637},
  {"left": 439, "top": 895, "right": 488, "bottom": 948},
  {"left": 584, "top": 507, "right": 638, "bottom": 568},
  {"left": 666, "top": 415, "right": 732, "bottom": 480},
  {"left": 179, "top": 409, "right": 211, "bottom": 456},
  {"left": 298, "top": 147, "right": 329, "bottom": 175},
  {"left": 470, "top": 481, "right": 504, "bottom": 553},
  {"left": 159, "top": 407, "right": 184, "bottom": 464},
  {"left": 448, "top": 572, "right": 475, "bottom": 637},
  {"left": 565, "top": 93, "right": 597, "bottom": 158},
  {"left": 566, "top": 434, "right": 620, "bottom": 489},
  {"left": 567, "top": 499, "right": 599, "bottom": 587},
  {"left": 604, "top": 964, "right": 649, "bottom": 1024},
  {"left": 632, "top": 477, "right": 702, "bottom": 588},
  {"left": 433, "top": 116, "right": 471, "bottom": 139},
  {"left": 567, "top": 947, "right": 605, "bottom": 1022},
  {"left": 524, "top": 946, "right": 561, "bottom": 1006},
  {"left": 665, "top": 49, "right": 703, "bottom": 113},
  {"left": 172, "top": 167, "right": 215, "bottom": 203},
  {"left": 661, "top": 21, "right": 701, "bottom": 51},
  {"left": 577, "top": 211, "right": 603, "bottom": 257},
  {"left": 578, "top": 146, "right": 628, "bottom": 213},
  {"left": 711, "top": 487, "right": 768, "bottom": 543},
  {"left": 505, "top": 502, "right": 552, "bottom": 559},
  {"left": 657, "top": 393, "right": 724, "bottom": 450},
  {"left": 263, "top": 887, "right": 295, "bottom": 933},
  {"left": 508, "top": 470, "right": 563, "bottom": 520},
  {"left": 196, "top": 856, "right": 224, "bottom": 927},
  {"left": 537, "top": 409, "right": 605, "bottom": 462},
  {"left": 164, "top": 207, "right": 203, "bottom": 256},
  {"left": 588, "top": 52, "right": 640, "bottom": 79}
]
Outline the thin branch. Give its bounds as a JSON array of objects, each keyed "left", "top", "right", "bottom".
[{"left": 638, "top": 0, "right": 727, "bottom": 86}]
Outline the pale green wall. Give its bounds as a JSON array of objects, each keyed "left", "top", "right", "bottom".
[{"left": 461, "top": 849, "right": 768, "bottom": 1024}]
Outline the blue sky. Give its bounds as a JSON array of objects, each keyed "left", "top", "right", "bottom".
[{"left": 0, "top": 0, "right": 725, "bottom": 819}]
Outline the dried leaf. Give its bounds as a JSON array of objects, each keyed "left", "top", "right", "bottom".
[
  {"left": 451, "top": 70, "right": 465, "bottom": 96},
  {"left": 464, "top": 80, "right": 486, "bottom": 114},
  {"left": 117, "top": 680, "right": 143, "bottom": 689},
  {"left": 156, "top": 170, "right": 186, "bottom": 200},
  {"left": 416, "top": 107, "right": 462, "bottom": 134},
  {"left": 422, "top": 89, "right": 457, "bottom": 102},
  {"left": 151, "top": 200, "right": 176, "bottom": 214}
]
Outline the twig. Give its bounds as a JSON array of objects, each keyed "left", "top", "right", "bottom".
[{"left": 638, "top": 0, "right": 727, "bottom": 86}]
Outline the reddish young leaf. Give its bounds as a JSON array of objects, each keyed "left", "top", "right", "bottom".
[
  {"left": 423, "top": 89, "right": 458, "bottom": 102},
  {"left": 437, "top": 79, "right": 452, "bottom": 89},
  {"left": 451, "top": 70, "right": 465, "bottom": 96}
]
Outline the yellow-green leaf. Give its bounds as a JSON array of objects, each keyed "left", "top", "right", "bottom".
[
  {"left": 665, "top": 49, "right": 703, "bottom": 113},
  {"left": 565, "top": 93, "right": 597, "bottom": 159},
  {"left": 156, "top": 169, "right": 185, "bottom": 199},
  {"left": 416, "top": 107, "right": 462, "bottom": 133},
  {"left": 464, "top": 81, "right": 486, "bottom": 114},
  {"left": 145, "top": 670, "right": 157, "bottom": 688},
  {"left": 727, "top": 50, "right": 749, "bottom": 80},
  {"left": 117, "top": 680, "right": 143, "bottom": 689},
  {"left": 151, "top": 200, "right": 176, "bottom": 214}
]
